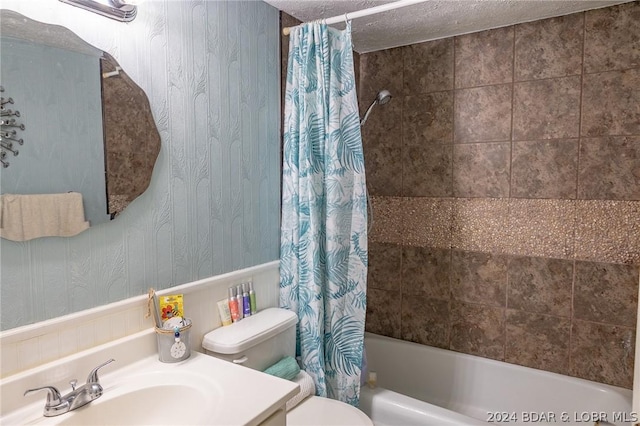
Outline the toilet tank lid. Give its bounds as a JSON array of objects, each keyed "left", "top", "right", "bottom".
[{"left": 202, "top": 307, "right": 298, "bottom": 354}]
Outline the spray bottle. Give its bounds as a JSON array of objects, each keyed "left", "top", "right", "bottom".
[{"left": 249, "top": 281, "right": 257, "bottom": 315}]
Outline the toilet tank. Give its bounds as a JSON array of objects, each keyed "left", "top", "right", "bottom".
[{"left": 202, "top": 307, "right": 298, "bottom": 371}]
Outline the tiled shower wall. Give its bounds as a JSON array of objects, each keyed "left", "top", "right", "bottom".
[{"left": 361, "top": 1, "right": 640, "bottom": 389}]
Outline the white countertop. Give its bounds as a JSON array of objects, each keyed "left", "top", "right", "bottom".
[{"left": 1, "top": 330, "right": 299, "bottom": 426}]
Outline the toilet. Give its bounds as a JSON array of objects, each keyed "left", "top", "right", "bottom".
[{"left": 202, "top": 308, "right": 373, "bottom": 426}]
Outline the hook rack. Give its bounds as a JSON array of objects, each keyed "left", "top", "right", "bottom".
[{"left": 0, "top": 85, "right": 25, "bottom": 168}]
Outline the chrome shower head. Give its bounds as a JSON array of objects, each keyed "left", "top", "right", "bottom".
[
  {"left": 376, "top": 90, "right": 392, "bottom": 105},
  {"left": 360, "top": 89, "right": 392, "bottom": 127}
]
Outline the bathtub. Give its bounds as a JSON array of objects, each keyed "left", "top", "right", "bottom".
[{"left": 359, "top": 333, "right": 634, "bottom": 426}]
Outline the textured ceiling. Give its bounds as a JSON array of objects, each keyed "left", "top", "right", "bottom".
[{"left": 265, "top": 0, "right": 633, "bottom": 53}]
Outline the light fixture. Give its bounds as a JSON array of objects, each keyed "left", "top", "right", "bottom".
[{"left": 58, "top": 0, "right": 137, "bottom": 22}]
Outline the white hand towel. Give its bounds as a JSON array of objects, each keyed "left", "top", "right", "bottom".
[
  {"left": 286, "top": 370, "right": 316, "bottom": 411},
  {"left": 0, "top": 192, "right": 90, "bottom": 241}
]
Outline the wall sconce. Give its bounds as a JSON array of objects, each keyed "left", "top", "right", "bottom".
[{"left": 58, "top": 0, "right": 137, "bottom": 22}]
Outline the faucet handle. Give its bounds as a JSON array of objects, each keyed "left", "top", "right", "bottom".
[
  {"left": 86, "top": 358, "right": 115, "bottom": 384},
  {"left": 23, "top": 386, "right": 62, "bottom": 406}
]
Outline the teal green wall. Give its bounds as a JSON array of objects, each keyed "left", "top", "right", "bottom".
[{"left": 1, "top": 0, "right": 281, "bottom": 330}]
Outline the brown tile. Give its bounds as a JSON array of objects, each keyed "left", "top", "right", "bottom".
[
  {"left": 507, "top": 256, "right": 573, "bottom": 317},
  {"left": 401, "top": 295, "right": 450, "bottom": 349},
  {"left": 402, "top": 246, "right": 451, "bottom": 299},
  {"left": 369, "top": 196, "right": 403, "bottom": 244},
  {"left": 403, "top": 197, "right": 452, "bottom": 248},
  {"left": 361, "top": 95, "right": 401, "bottom": 150},
  {"left": 365, "top": 288, "right": 401, "bottom": 339},
  {"left": 455, "top": 26, "right": 514, "bottom": 88},
  {"left": 514, "top": 14, "right": 583, "bottom": 81},
  {"left": 354, "top": 52, "right": 360, "bottom": 96},
  {"left": 573, "top": 261, "right": 638, "bottom": 327},
  {"left": 359, "top": 64, "right": 401, "bottom": 172},
  {"left": 359, "top": 47, "right": 403, "bottom": 107},
  {"left": 454, "top": 84, "right": 512, "bottom": 142},
  {"left": 505, "top": 310, "right": 570, "bottom": 374},
  {"left": 578, "top": 137, "right": 640, "bottom": 200},
  {"left": 584, "top": 1, "right": 640, "bottom": 73},
  {"left": 574, "top": 200, "right": 640, "bottom": 264},
  {"left": 451, "top": 198, "right": 510, "bottom": 253},
  {"left": 368, "top": 242, "right": 402, "bottom": 291},
  {"left": 513, "top": 76, "right": 581, "bottom": 141},
  {"left": 403, "top": 92, "right": 454, "bottom": 145},
  {"left": 581, "top": 68, "right": 640, "bottom": 136},
  {"left": 403, "top": 38, "right": 454, "bottom": 94},
  {"left": 365, "top": 144, "right": 402, "bottom": 196},
  {"left": 570, "top": 320, "right": 635, "bottom": 389},
  {"left": 451, "top": 250, "right": 508, "bottom": 307},
  {"left": 450, "top": 301, "right": 505, "bottom": 361},
  {"left": 403, "top": 143, "right": 452, "bottom": 197},
  {"left": 508, "top": 199, "right": 576, "bottom": 259},
  {"left": 453, "top": 142, "right": 510, "bottom": 197},
  {"left": 511, "top": 139, "right": 578, "bottom": 199}
]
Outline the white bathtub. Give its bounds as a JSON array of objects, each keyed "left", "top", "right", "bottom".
[{"left": 359, "top": 333, "right": 634, "bottom": 426}]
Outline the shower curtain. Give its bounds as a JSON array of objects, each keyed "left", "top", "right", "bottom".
[{"left": 279, "top": 21, "right": 368, "bottom": 406}]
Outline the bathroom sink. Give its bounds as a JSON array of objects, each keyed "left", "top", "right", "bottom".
[
  {"left": 4, "top": 350, "right": 298, "bottom": 426},
  {"left": 56, "top": 386, "right": 207, "bottom": 425},
  {"left": 52, "top": 373, "right": 217, "bottom": 425},
  {"left": 22, "top": 363, "right": 222, "bottom": 426}
]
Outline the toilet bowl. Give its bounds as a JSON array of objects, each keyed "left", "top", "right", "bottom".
[
  {"left": 287, "top": 395, "right": 373, "bottom": 425},
  {"left": 202, "top": 308, "right": 373, "bottom": 426}
]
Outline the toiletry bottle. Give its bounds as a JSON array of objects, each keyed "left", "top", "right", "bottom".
[
  {"left": 229, "top": 287, "right": 240, "bottom": 323},
  {"left": 242, "top": 283, "right": 251, "bottom": 317},
  {"left": 249, "top": 281, "right": 257, "bottom": 315},
  {"left": 217, "top": 299, "right": 232, "bottom": 326},
  {"left": 236, "top": 285, "right": 244, "bottom": 320}
]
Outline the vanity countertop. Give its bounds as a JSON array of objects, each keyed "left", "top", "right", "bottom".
[{"left": 1, "top": 330, "right": 299, "bottom": 425}]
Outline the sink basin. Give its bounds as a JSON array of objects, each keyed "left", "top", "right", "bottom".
[
  {"left": 57, "top": 385, "right": 208, "bottom": 425},
  {"left": 3, "top": 351, "right": 298, "bottom": 426},
  {"left": 53, "top": 369, "right": 219, "bottom": 426},
  {"left": 23, "top": 362, "right": 222, "bottom": 426}
]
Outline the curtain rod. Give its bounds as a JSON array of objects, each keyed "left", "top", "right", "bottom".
[{"left": 282, "top": 0, "right": 429, "bottom": 36}]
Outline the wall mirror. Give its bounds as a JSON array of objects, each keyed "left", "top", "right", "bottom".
[{"left": 0, "top": 9, "right": 160, "bottom": 234}]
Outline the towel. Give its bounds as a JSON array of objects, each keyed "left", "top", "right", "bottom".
[
  {"left": 263, "top": 356, "right": 300, "bottom": 381},
  {"left": 286, "top": 370, "right": 316, "bottom": 411},
  {"left": 0, "top": 193, "right": 90, "bottom": 241}
]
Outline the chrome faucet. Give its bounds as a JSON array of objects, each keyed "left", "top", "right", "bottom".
[{"left": 24, "top": 359, "right": 115, "bottom": 417}]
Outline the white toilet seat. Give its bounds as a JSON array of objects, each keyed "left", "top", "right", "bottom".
[{"left": 287, "top": 395, "right": 373, "bottom": 426}]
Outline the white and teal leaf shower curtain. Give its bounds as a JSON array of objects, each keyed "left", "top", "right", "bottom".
[{"left": 280, "top": 21, "right": 368, "bottom": 406}]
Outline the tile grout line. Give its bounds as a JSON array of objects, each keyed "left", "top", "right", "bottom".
[
  {"left": 569, "top": 12, "right": 587, "bottom": 374},
  {"left": 400, "top": 47, "right": 405, "bottom": 342},
  {"left": 576, "top": 11, "right": 586, "bottom": 208},
  {"left": 451, "top": 36, "right": 457, "bottom": 201},
  {"left": 508, "top": 25, "right": 516, "bottom": 201},
  {"left": 569, "top": 14, "right": 586, "bottom": 375},
  {"left": 447, "top": 245, "right": 453, "bottom": 350},
  {"left": 455, "top": 134, "right": 638, "bottom": 145},
  {"left": 569, "top": 257, "right": 577, "bottom": 377},
  {"left": 506, "top": 15, "right": 516, "bottom": 360},
  {"left": 449, "top": 37, "right": 456, "bottom": 350},
  {"left": 400, "top": 48, "right": 405, "bottom": 202}
]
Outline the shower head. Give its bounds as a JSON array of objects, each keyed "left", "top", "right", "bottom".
[
  {"left": 376, "top": 90, "right": 392, "bottom": 105},
  {"left": 360, "top": 89, "right": 392, "bottom": 127}
]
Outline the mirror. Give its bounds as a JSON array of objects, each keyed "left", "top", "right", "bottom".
[{"left": 0, "top": 10, "right": 160, "bottom": 233}]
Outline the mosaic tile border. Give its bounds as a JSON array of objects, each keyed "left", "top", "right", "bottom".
[{"left": 370, "top": 196, "right": 640, "bottom": 265}]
